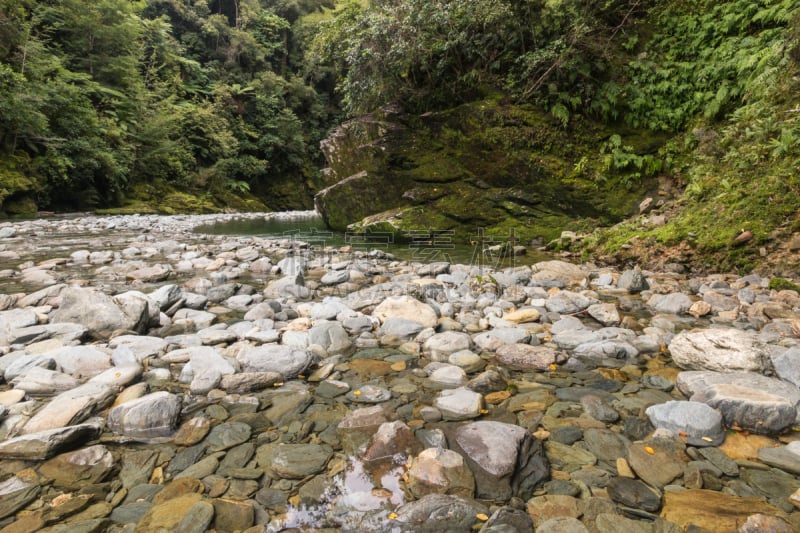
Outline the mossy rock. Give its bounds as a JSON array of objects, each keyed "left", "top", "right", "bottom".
[{"left": 317, "top": 97, "right": 653, "bottom": 243}]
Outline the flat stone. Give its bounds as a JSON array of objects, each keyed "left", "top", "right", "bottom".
[
  {"left": 23, "top": 382, "right": 116, "bottom": 434},
  {"left": 648, "top": 293, "right": 693, "bottom": 315},
  {"left": 536, "top": 516, "right": 589, "bottom": 533},
  {"left": 265, "top": 444, "right": 332, "bottom": 479},
  {"left": 617, "top": 269, "right": 649, "bottom": 293},
  {"left": 205, "top": 422, "right": 252, "bottom": 452},
  {"left": 645, "top": 400, "right": 725, "bottom": 446},
  {"left": 0, "top": 474, "right": 41, "bottom": 519},
  {"left": 503, "top": 308, "right": 541, "bottom": 323},
  {"left": 134, "top": 493, "right": 204, "bottom": 532},
  {"left": 582, "top": 428, "right": 630, "bottom": 462},
  {"left": 434, "top": 387, "right": 483, "bottom": 421},
  {"left": 587, "top": 303, "right": 621, "bottom": 326},
  {"left": 363, "top": 421, "right": 423, "bottom": 463},
  {"left": 372, "top": 295, "right": 438, "bottom": 328},
  {"left": 772, "top": 346, "right": 800, "bottom": 388},
  {"left": 661, "top": 489, "right": 788, "bottom": 532},
  {"left": 38, "top": 444, "right": 115, "bottom": 490},
  {"left": 546, "top": 291, "right": 598, "bottom": 314},
  {"left": 236, "top": 344, "right": 312, "bottom": 378},
  {"left": 495, "top": 343, "right": 560, "bottom": 370},
  {"left": 669, "top": 328, "right": 771, "bottom": 373},
  {"left": 107, "top": 391, "right": 182, "bottom": 441},
  {"left": 0, "top": 419, "right": 103, "bottom": 460},
  {"left": 627, "top": 441, "right": 686, "bottom": 489},
  {"left": 544, "top": 441, "right": 597, "bottom": 469},
  {"left": 606, "top": 477, "right": 661, "bottom": 512},
  {"left": 393, "top": 494, "right": 489, "bottom": 532},
  {"left": 336, "top": 405, "right": 388, "bottom": 455},
  {"left": 423, "top": 331, "right": 472, "bottom": 362},
  {"left": 346, "top": 384, "right": 392, "bottom": 403}
]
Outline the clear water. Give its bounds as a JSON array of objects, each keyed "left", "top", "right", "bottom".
[{"left": 195, "top": 212, "right": 551, "bottom": 267}]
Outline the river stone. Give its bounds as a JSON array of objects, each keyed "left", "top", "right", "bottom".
[
  {"left": 661, "top": 489, "right": 787, "bottom": 532},
  {"left": 379, "top": 317, "right": 424, "bottom": 339},
  {"left": 127, "top": 264, "right": 171, "bottom": 283},
  {"left": 363, "top": 421, "right": 423, "bottom": 463},
  {"left": 759, "top": 443, "right": 800, "bottom": 475},
  {"left": 10, "top": 366, "right": 81, "bottom": 395},
  {"left": 52, "top": 287, "right": 149, "bottom": 338},
  {"left": 45, "top": 345, "right": 111, "bottom": 378},
  {"left": 495, "top": 343, "right": 560, "bottom": 370},
  {"left": 205, "top": 422, "right": 252, "bottom": 452},
  {"left": 687, "top": 380, "right": 797, "bottom": 434},
  {"left": 526, "top": 494, "right": 581, "bottom": 524},
  {"left": 107, "top": 391, "right": 182, "bottom": 441},
  {"left": 772, "top": 346, "right": 800, "bottom": 388},
  {"left": 406, "top": 447, "right": 475, "bottom": 499},
  {"left": 594, "top": 513, "right": 654, "bottom": 533},
  {"left": 627, "top": 440, "right": 686, "bottom": 489},
  {"left": 647, "top": 293, "right": 693, "bottom": 315},
  {"left": 739, "top": 514, "right": 795, "bottom": 533},
  {"left": 535, "top": 516, "right": 589, "bottom": 533},
  {"left": 23, "top": 382, "right": 116, "bottom": 434},
  {"left": 321, "top": 269, "right": 350, "bottom": 285},
  {"left": 426, "top": 364, "right": 467, "bottom": 389},
  {"left": 617, "top": 269, "right": 649, "bottom": 293},
  {"left": 546, "top": 291, "right": 598, "bottom": 314},
  {"left": 0, "top": 419, "right": 103, "bottom": 460},
  {"left": 473, "top": 328, "right": 531, "bottom": 351},
  {"left": 308, "top": 321, "right": 353, "bottom": 355},
  {"left": 424, "top": 331, "right": 472, "bottom": 362},
  {"left": 503, "top": 308, "right": 541, "bottom": 323},
  {"left": 174, "top": 500, "right": 214, "bottom": 533},
  {"left": 346, "top": 384, "right": 392, "bottom": 403},
  {"left": 531, "top": 261, "right": 586, "bottom": 285},
  {"left": 434, "top": 387, "right": 483, "bottom": 420},
  {"left": 38, "top": 444, "right": 115, "bottom": 490},
  {"left": 236, "top": 344, "right": 312, "bottom": 378},
  {"left": 211, "top": 499, "right": 254, "bottom": 531},
  {"left": 449, "top": 421, "right": 548, "bottom": 501},
  {"left": 587, "top": 303, "right": 621, "bottom": 326},
  {"left": 393, "top": 494, "right": 489, "bottom": 533},
  {"left": 645, "top": 400, "right": 725, "bottom": 446},
  {"left": 669, "top": 328, "right": 771, "bottom": 373},
  {"left": 337, "top": 405, "right": 388, "bottom": 454},
  {"left": 266, "top": 444, "right": 332, "bottom": 479},
  {"left": 606, "top": 477, "right": 661, "bottom": 512},
  {"left": 109, "top": 335, "right": 167, "bottom": 361},
  {"left": 219, "top": 371, "right": 282, "bottom": 393},
  {"left": 580, "top": 428, "right": 630, "bottom": 463},
  {"left": 134, "top": 492, "right": 204, "bottom": 532},
  {"left": 572, "top": 340, "right": 639, "bottom": 367},
  {"left": 372, "top": 295, "right": 438, "bottom": 328},
  {"left": 580, "top": 393, "right": 619, "bottom": 423},
  {"left": 0, "top": 474, "right": 41, "bottom": 519}
]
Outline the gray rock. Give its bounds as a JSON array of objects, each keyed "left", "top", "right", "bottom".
[
  {"left": 449, "top": 421, "right": 548, "bottom": 501},
  {"left": 772, "top": 346, "right": 800, "bottom": 388},
  {"left": 219, "top": 371, "right": 282, "bottom": 393},
  {"left": 607, "top": 477, "right": 661, "bottom": 512},
  {"left": 107, "top": 391, "right": 182, "bottom": 441},
  {"left": 669, "top": 328, "right": 772, "bottom": 373},
  {"left": 617, "top": 269, "right": 649, "bottom": 293},
  {"left": 108, "top": 335, "right": 167, "bottom": 361},
  {"left": 0, "top": 419, "right": 104, "bottom": 460},
  {"left": 678, "top": 370, "right": 800, "bottom": 431},
  {"left": 434, "top": 387, "right": 483, "bottom": 421},
  {"left": 372, "top": 295, "right": 438, "bottom": 328},
  {"left": 647, "top": 293, "right": 693, "bottom": 315},
  {"left": 0, "top": 474, "right": 40, "bottom": 519},
  {"left": 205, "top": 422, "right": 253, "bottom": 452},
  {"left": 149, "top": 284, "right": 183, "bottom": 311},
  {"left": 236, "top": 344, "right": 312, "bottom": 378},
  {"left": 495, "top": 343, "right": 560, "bottom": 370},
  {"left": 582, "top": 428, "right": 630, "bottom": 462},
  {"left": 308, "top": 321, "right": 353, "bottom": 355},
  {"left": 4, "top": 354, "right": 55, "bottom": 381},
  {"left": 587, "top": 303, "right": 621, "bottom": 326},
  {"left": 531, "top": 261, "right": 586, "bottom": 285},
  {"left": 546, "top": 291, "right": 598, "bottom": 314},
  {"left": 427, "top": 365, "right": 468, "bottom": 389},
  {"left": 45, "top": 345, "right": 111, "bottom": 378},
  {"left": 346, "top": 384, "right": 392, "bottom": 404},
  {"left": 10, "top": 366, "right": 81, "bottom": 395},
  {"left": 321, "top": 269, "right": 350, "bottom": 285},
  {"left": 52, "top": 287, "right": 149, "bottom": 338},
  {"left": 379, "top": 317, "right": 424, "bottom": 339},
  {"left": 424, "top": 331, "right": 472, "bottom": 362},
  {"left": 407, "top": 447, "right": 475, "bottom": 499},
  {"left": 572, "top": 340, "right": 639, "bottom": 366},
  {"left": 758, "top": 441, "right": 800, "bottom": 475},
  {"left": 536, "top": 517, "right": 589, "bottom": 533},
  {"left": 393, "top": 494, "right": 489, "bottom": 533},
  {"left": 265, "top": 444, "right": 332, "bottom": 479},
  {"left": 23, "top": 382, "right": 116, "bottom": 434},
  {"left": 646, "top": 400, "right": 725, "bottom": 446}
]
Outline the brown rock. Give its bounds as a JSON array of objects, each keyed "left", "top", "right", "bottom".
[
  {"left": 135, "top": 493, "right": 204, "bottom": 532},
  {"left": 212, "top": 498, "right": 254, "bottom": 532},
  {"left": 661, "top": 489, "right": 788, "bottom": 532},
  {"left": 349, "top": 359, "right": 393, "bottom": 378},
  {"left": 526, "top": 495, "right": 581, "bottom": 524},
  {"left": 151, "top": 478, "right": 205, "bottom": 505},
  {"left": 173, "top": 417, "right": 212, "bottom": 447},
  {"left": 406, "top": 448, "right": 475, "bottom": 499}
]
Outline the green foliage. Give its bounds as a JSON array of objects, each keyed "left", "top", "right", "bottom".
[
  {"left": 769, "top": 277, "right": 800, "bottom": 292},
  {"left": 0, "top": 0, "right": 337, "bottom": 213}
]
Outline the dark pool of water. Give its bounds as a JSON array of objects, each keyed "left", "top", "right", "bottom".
[{"left": 195, "top": 213, "right": 551, "bottom": 267}]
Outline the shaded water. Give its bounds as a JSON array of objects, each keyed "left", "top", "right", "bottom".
[{"left": 195, "top": 212, "right": 551, "bottom": 268}]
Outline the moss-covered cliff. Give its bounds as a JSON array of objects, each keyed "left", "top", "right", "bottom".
[{"left": 315, "top": 98, "right": 665, "bottom": 244}]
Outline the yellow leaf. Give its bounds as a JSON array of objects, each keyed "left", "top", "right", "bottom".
[
  {"left": 701, "top": 436, "right": 713, "bottom": 442},
  {"left": 354, "top": 390, "right": 362, "bottom": 396},
  {"left": 549, "top": 363, "right": 557, "bottom": 371},
  {"left": 644, "top": 446, "right": 655, "bottom": 455},
  {"left": 479, "top": 409, "right": 489, "bottom": 414},
  {"left": 388, "top": 512, "right": 398, "bottom": 520},
  {"left": 476, "top": 513, "right": 489, "bottom": 521}
]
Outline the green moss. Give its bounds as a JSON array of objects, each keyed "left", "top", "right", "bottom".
[{"left": 768, "top": 278, "right": 800, "bottom": 292}]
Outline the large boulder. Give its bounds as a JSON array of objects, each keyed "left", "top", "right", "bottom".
[
  {"left": 51, "top": 287, "right": 151, "bottom": 339},
  {"left": 668, "top": 328, "right": 772, "bottom": 373},
  {"left": 447, "top": 421, "right": 548, "bottom": 501}
]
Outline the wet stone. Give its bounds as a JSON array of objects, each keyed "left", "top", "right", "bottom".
[
  {"left": 204, "top": 422, "right": 252, "bottom": 452},
  {"left": 346, "top": 384, "right": 392, "bottom": 403},
  {"left": 266, "top": 444, "right": 333, "bottom": 479},
  {"left": 606, "top": 478, "right": 662, "bottom": 512}
]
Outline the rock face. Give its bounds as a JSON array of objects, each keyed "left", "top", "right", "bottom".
[
  {"left": 668, "top": 328, "right": 772, "bottom": 373},
  {"left": 314, "top": 101, "right": 648, "bottom": 242},
  {"left": 448, "top": 421, "right": 548, "bottom": 501}
]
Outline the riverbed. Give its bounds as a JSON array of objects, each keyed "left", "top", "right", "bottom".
[{"left": 0, "top": 211, "right": 797, "bottom": 532}]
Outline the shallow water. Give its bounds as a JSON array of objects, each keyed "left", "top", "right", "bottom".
[{"left": 194, "top": 212, "right": 552, "bottom": 267}]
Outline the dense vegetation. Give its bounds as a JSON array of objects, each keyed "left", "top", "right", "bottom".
[
  {"left": 1, "top": 0, "right": 799, "bottom": 270},
  {"left": 309, "top": 0, "right": 800, "bottom": 271},
  {"left": 0, "top": 0, "right": 338, "bottom": 214}
]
